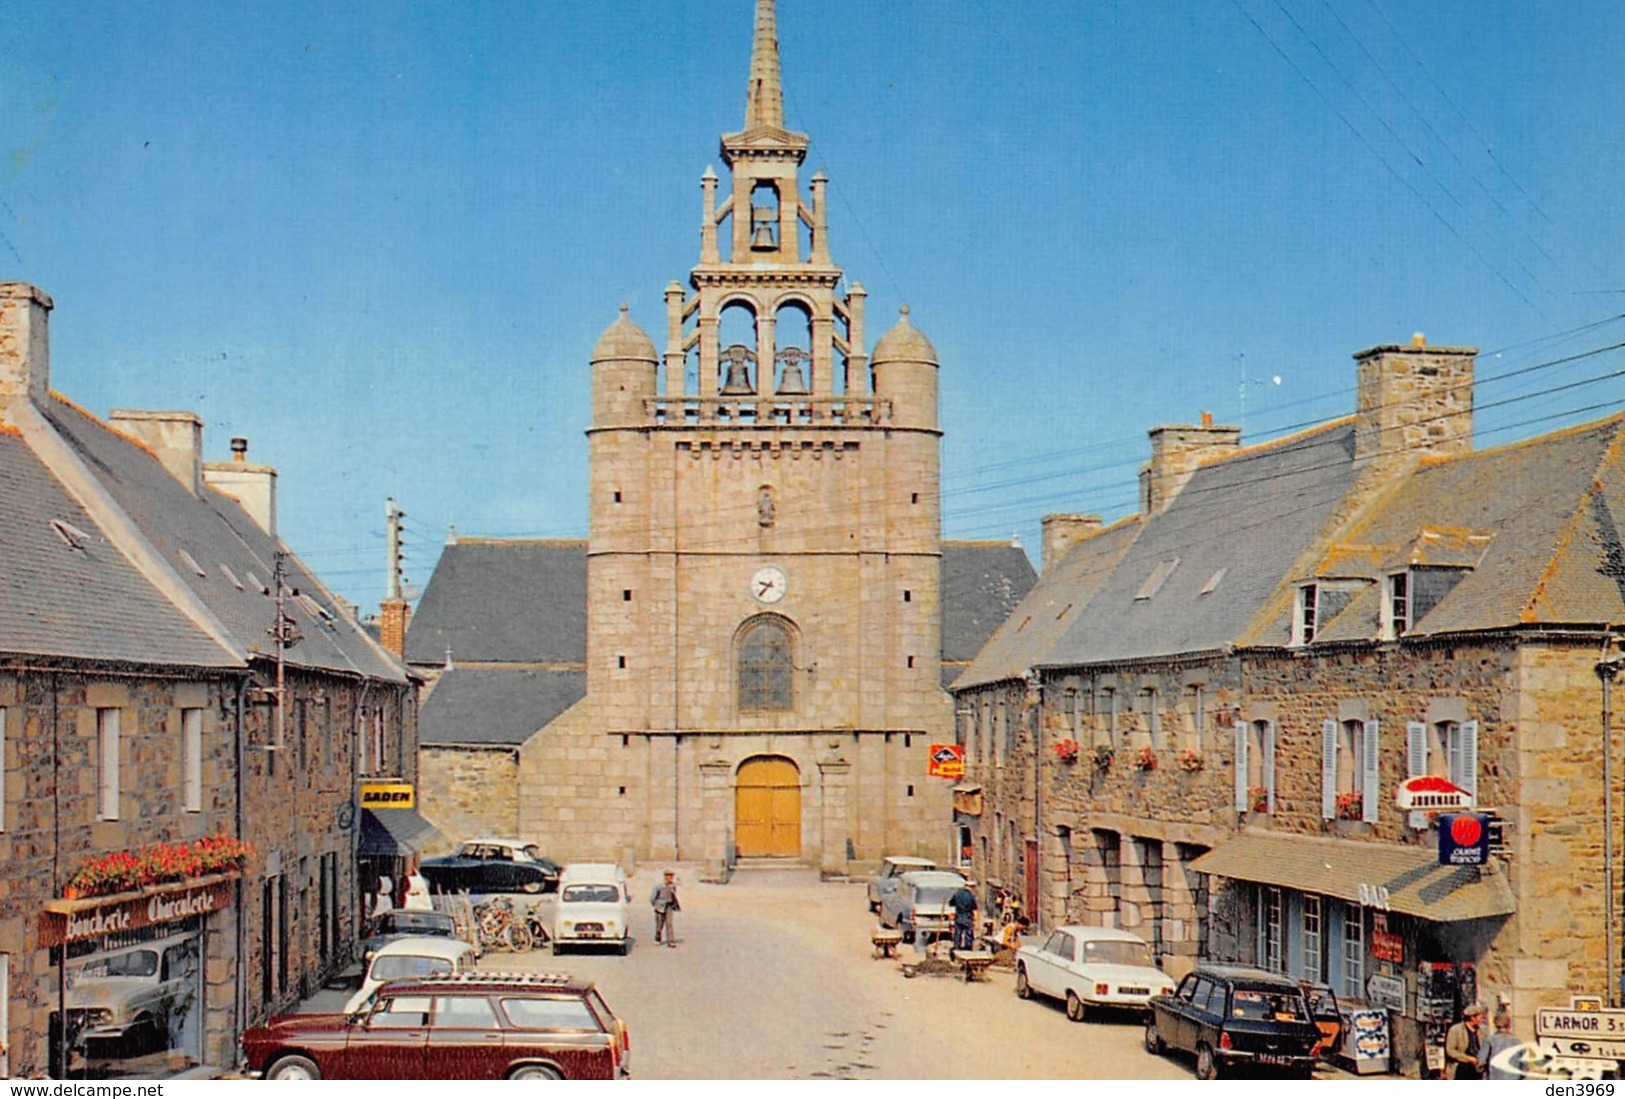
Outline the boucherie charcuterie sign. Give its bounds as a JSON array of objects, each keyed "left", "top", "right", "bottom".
[{"left": 39, "top": 877, "right": 234, "bottom": 948}]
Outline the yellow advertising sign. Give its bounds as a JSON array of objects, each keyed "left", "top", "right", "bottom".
[{"left": 360, "top": 782, "right": 414, "bottom": 809}]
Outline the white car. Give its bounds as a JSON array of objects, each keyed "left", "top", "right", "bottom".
[
  {"left": 867, "top": 855, "right": 937, "bottom": 913},
  {"left": 1015, "top": 924, "right": 1175, "bottom": 1021},
  {"left": 343, "top": 937, "right": 477, "bottom": 1015},
  {"left": 552, "top": 863, "right": 631, "bottom": 954}
]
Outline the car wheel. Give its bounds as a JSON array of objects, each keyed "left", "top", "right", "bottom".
[
  {"left": 869, "top": 898, "right": 879, "bottom": 914},
  {"left": 1144, "top": 1019, "right": 1165, "bottom": 1055},
  {"left": 1066, "top": 990, "right": 1088, "bottom": 1023},
  {"left": 1195, "top": 1044, "right": 1219, "bottom": 1081},
  {"left": 508, "top": 1064, "right": 563, "bottom": 1081},
  {"left": 267, "top": 1055, "right": 323, "bottom": 1081},
  {"left": 1015, "top": 965, "right": 1033, "bottom": 1000},
  {"left": 618, "top": 937, "right": 630, "bottom": 957},
  {"left": 521, "top": 880, "right": 543, "bottom": 894}
]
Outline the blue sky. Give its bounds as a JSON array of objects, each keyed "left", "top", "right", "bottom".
[{"left": 4, "top": 2, "right": 1624, "bottom": 610}]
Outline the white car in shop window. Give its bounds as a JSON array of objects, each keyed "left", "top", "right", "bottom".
[{"left": 1015, "top": 924, "right": 1175, "bottom": 1022}]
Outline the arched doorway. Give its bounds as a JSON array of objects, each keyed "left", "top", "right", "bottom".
[{"left": 735, "top": 756, "right": 801, "bottom": 857}]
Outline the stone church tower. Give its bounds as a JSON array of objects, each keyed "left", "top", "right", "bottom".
[{"left": 519, "top": 0, "right": 954, "bottom": 875}]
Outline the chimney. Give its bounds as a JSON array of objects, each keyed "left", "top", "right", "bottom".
[
  {"left": 1353, "top": 340, "right": 1476, "bottom": 471},
  {"left": 108, "top": 409, "right": 204, "bottom": 496},
  {"left": 0, "top": 282, "right": 53, "bottom": 409},
  {"left": 378, "top": 598, "right": 411, "bottom": 659},
  {"left": 1139, "top": 415, "right": 1242, "bottom": 515},
  {"left": 202, "top": 436, "right": 278, "bottom": 536},
  {"left": 1041, "top": 513, "right": 1103, "bottom": 573}
]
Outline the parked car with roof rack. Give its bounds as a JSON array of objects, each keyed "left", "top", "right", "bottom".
[
  {"left": 1145, "top": 964, "right": 1321, "bottom": 1079},
  {"left": 244, "top": 971, "right": 630, "bottom": 1080}
]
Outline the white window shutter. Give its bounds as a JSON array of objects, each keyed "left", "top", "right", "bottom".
[
  {"left": 1321, "top": 720, "right": 1338, "bottom": 820},
  {"left": 1459, "top": 720, "right": 1479, "bottom": 798},
  {"left": 1362, "top": 719, "right": 1381, "bottom": 823},
  {"left": 1407, "top": 721, "right": 1428, "bottom": 778},
  {"left": 1235, "top": 725, "right": 1248, "bottom": 811},
  {"left": 1265, "top": 722, "right": 1277, "bottom": 813}
]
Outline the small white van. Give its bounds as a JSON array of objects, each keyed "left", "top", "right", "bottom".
[{"left": 552, "top": 863, "right": 631, "bottom": 955}]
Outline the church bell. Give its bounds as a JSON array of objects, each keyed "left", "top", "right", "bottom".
[
  {"left": 720, "top": 344, "right": 757, "bottom": 395},
  {"left": 775, "top": 348, "right": 810, "bottom": 395},
  {"left": 750, "top": 207, "right": 778, "bottom": 250}
]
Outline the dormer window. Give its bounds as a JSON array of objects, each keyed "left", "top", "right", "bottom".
[
  {"left": 1383, "top": 572, "right": 1410, "bottom": 639},
  {"left": 1294, "top": 584, "right": 1319, "bottom": 646}
]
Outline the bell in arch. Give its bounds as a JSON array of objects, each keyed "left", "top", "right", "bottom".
[
  {"left": 750, "top": 207, "right": 778, "bottom": 250},
  {"left": 776, "top": 348, "right": 811, "bottom": 395},
  {"left": 720, "top": 344, "right": 756, "bottom": 395}
]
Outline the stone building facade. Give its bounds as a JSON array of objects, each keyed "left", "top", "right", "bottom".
[
  {"left": 410, "top": 2, "right": 1034, "bottom": 875},
  {"left": 0, "top": 282, "right": 417, "bottom": 1077},
  {"left": 956, "top": 333, "right": 1625, "bottom": 1074}
]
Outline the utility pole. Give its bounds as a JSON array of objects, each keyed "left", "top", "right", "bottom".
[
  {"left": 386, "top": 498, "right": 406, "bottom": 601},
  {"left": 269, "top": 552, "right": 302, "bottom": 750}
]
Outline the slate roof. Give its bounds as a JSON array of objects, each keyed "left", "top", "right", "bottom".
[
  {"left": 1043, "top": 420, "right": 1358, "bottom": 665},
  {"left": 419, "top": 666, "right": 587, "bottom": 746},
  {"left": 953, "top": 518, "right": 1140, "bottom": 690},
  {"left": 40, "top": 397, "right": 403, "bottom": 681},
  {"left": 0, "top": 427, "right": 237, "bottom": 667},
  {"left": 405, "top": 540, "right": 587, "bottom": 666},
  {"left": 940, "top": 540, "right": 1039, "bottom": 687},
  {"left": 1189, "top": 832, "right": 1515, "bottom": 922},
  {"left": 1311, "top": 414, "right": 1625, "bottom": 639}
]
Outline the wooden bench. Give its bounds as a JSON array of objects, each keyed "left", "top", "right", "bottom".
[
  {"left": 871, "top": 927, "right": 903, "bottom": 959},
  {"left": 951, "top": 949, "right": 996, "bottom": 982}
]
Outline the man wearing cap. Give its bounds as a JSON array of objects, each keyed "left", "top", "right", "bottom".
[
  {"left": 650, "top": 869, "right": 681, "bottom": 948},
  {"left": 1445, "top": 1002, "right": 1486, "bottom": 1079}
]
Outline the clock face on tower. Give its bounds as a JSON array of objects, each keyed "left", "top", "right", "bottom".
[{"left": 751, "top": 565, "right": 788, "bottom": 604}]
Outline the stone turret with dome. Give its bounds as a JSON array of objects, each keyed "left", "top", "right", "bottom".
[{"left": 590, "top": 303, "right": 657, "bottom": 427}]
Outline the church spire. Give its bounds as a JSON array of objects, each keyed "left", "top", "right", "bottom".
[{"left": 744, "top": 0, "right": 784, "bottom": 131}]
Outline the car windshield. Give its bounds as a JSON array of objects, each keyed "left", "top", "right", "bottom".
[
  {"left": 562, "top": 884, "right": 621, "bottom": 903},
  {"left": 1230, "top": 987, "right": 1309, "bottom": 1023},
  {"left": 372, "top": 955, "right": 455, "bottom": 982},
  {"left": 80, "top": 950, "right": 159, "bottom": 979},
  {"left": 379, "top": 912, "right": 454, "bottom": 935},
  {"left": 523, "top": 845, "right": 545, "bottom": 862},
  {"left": 1082, "top": 940, "right": 1154, "bottom": 967}
]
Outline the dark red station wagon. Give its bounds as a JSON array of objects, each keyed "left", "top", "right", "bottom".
[{"left": 242, "top": 971, "right": 630, "bottom": 1080}]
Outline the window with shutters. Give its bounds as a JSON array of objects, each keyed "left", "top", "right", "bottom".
[
  {"left": 1103, "top": 687, "right": 1118, "bottom": 747},
  {"left": 1141, "top": 688, "right": 1160, "bottom": 748},
  {"left": 1189, "top": 684, "right": 1205, "bottom": 751},
  {"left": 1433, "top": 720, "right": 1478, "bottom": 796},
  {"left": 1238, "top": 719, "right": 1275, "bottom": 812}
]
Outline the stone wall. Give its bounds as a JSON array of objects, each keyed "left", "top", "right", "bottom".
[
  {"left": 419, "top": 744, "right": 519, "bottom": 853},
  {"left": 0, "top": 669, "right": 239, "bottom": 1077},
  {"left": 961, "top": 632, "right": 1620, "bottom": 1043}
]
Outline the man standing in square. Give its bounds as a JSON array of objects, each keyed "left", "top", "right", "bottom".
[{"left": 650, "top": 870, "right": 681, "bottom": 948}]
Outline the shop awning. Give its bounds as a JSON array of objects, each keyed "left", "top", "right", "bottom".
[
  {"left": 1188, "top": 832, "right": 1515, "bottom": 923},
  {"left": 952, "top": 784, "right": 984, "bottom": 817},
  {"left": 359, "top": 807, "right": 443, "bottom": 858}
]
